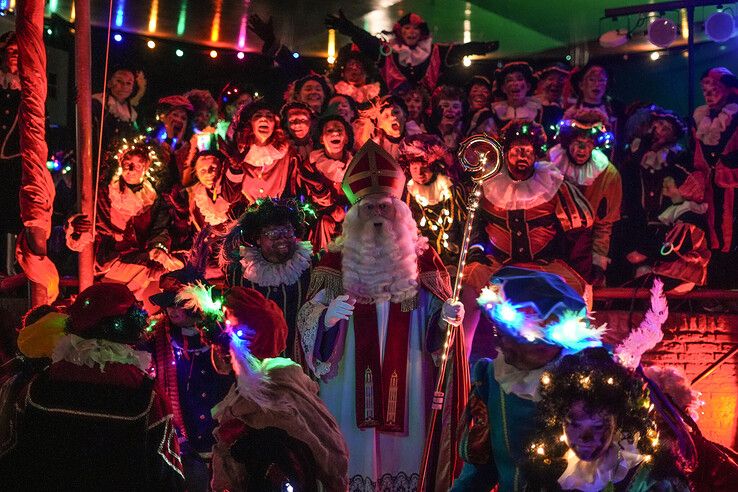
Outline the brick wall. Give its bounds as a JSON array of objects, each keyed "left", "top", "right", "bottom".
[{"left": 595, "top": 311, "right": 738, "bottom": 449}]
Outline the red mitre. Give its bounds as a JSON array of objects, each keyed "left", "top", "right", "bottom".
[{"left": 342, "top": 140, "right": 405, "bottom": 205}]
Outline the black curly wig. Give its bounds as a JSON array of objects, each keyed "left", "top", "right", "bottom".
[{"left": 219, "top": 198, "right": 310, "bottom": 268}]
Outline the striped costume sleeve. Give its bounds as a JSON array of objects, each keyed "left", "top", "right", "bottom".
[{"left": 554, "top": 180, "right": 595, "bottom": 232}]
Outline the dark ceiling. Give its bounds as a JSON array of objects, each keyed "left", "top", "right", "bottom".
[{"left": 39, "top": 0, "right": 728, "bottom": 59}]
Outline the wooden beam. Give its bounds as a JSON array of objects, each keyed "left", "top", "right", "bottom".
[{"left": 74, "top": 0, "right": 94, "bottom": 291}]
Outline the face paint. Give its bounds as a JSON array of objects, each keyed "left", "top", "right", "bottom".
[{"left": 563, "top": 401, "right": 617, "bottom": 461}]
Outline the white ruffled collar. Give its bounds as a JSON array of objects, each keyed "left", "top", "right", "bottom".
[
  {"left": 311, "top": 149, "right": 351, "bottom": 183},
  {"left": 558, "top": 438, "right": 644, "bottom": 491},
  {"left": 492, "top": 99, "right": 541, "bottom": 122},
  {"left": 658, "top": 200, "right": 708, "bottom": 226},
  {"left": 639, "top": 145, "right": 680, "bottom": 171},
  {"left": 239, "top": 241, "right": 312, "bottom": 287},
  {"left": 493, "top": 356, "right": 548, "bottom": 401},
  {"left": 407, "top": 174, "right": 453, "bottom": 207},
  {"left": 92, "top": 92, "right": 137, "bottom": 122},
  {"left": 694, "top": 103, "right": 738, "bottom": 146},
  {"left": 482, "top": 161, "right": 564, "bottom": 210},
  {"left": 390, "top": 36, "right": 433, "bottom": 67},
  {"left": 52, "top": 333, "right": 152, "bottom": 373},
  {"left": 108, "top": 176, "right": 157, "bottom": 222},
  {"left": 0, "top": 72, "right": 20, "bottom": 90},
  {"left": 334, "top": 80, "right": 381, "bottom": 104},
  {"left": 551, "top": 145, "right": 610, "bottom": 186},
  {"left": 190, "top": 182, "right": 230, "bottom": 226},
  {"left": 244, "top": 144, "right": 287, "bottom": 167}
]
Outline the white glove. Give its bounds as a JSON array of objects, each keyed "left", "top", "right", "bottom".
[
  {"left": 441, "top": 299, "right": 465, "bottom": 327},
  {"left": 325, "top": 294, "right": 355, "bottom": 328}
]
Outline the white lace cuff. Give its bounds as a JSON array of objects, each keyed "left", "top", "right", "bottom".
[
  {"left": 65, "top": 214, "right": 93, "bottom": 252},
  {"left": 297, "top": 292, "right": 332, "bottom": 377}
]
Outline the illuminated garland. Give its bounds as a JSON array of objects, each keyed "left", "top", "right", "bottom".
[
  {"left": 556, "top": 117, "right": 615, "bottom": 151},
  {"left": 110, "top": 135, "right": 166, "bottom": 188},
  {"left": 499, "top": 120, "right": 548, "bottom": 156},
  {"left": 526, "top": 347, "right": 659, "bottom": 487},
  {"left": 477, "top": 283, "right": 605, "bottom": 351}
]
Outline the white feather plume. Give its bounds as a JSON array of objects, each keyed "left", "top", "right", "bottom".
[{"left": 615, "top": 278, "right": 668, "bottom": 369}]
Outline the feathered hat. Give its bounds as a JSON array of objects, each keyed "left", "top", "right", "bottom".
[
  {"left": 67, "top": 283, "right": 148, "bottom": 344},
  {"left": 397, "top": 133, "right": 451, "bottom": 170},
  {"left": 613, "top": 278, "right": 669, "bottom": 370},
  {"left": 477, "top": 267, "right": 604, "bottom": 352}
]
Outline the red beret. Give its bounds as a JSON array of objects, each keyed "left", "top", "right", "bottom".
[
  {"left": 157, "top": 94, "right": 194, "bottom": 113},
  {"left": 224, "top": 287, "right": 287, "bottom": 359},
  {"left": 67, "top": 283, "right": 138, "bottom": 336}
]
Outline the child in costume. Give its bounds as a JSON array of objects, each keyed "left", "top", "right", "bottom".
[
  {"left": 303, "top": 114, "right": 354, "bottom": 251},
  {"left": 147, "top": 269, "right": 234, "bottom": 491},
  {"left": 525, "top": 347, "right": 689, "bottom": 491},
  {"left": 226, "top": 100, "right": 298, "bottom": 204},
  {"left": 398, "top": 133, "right": 467, "bottom": 268},
  {"left": 492, "top": 62, "right": 543, "bottom": 129},
  {"left": 431, "top": 85, "right": 466, "bottom": 150},
  {"left": 65, "top": 137, "right": 183, "bottom": 301}
]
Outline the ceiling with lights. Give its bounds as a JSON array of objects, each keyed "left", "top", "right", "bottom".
[{"left": 15, "top": 0, "right": 734, "bottom": 59}]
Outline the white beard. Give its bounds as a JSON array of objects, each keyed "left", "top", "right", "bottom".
[{"left": 337, "top": 198, "right": 427, "bottom": 304}]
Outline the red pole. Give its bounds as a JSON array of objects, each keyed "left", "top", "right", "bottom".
[
  {"left": 75, "top": 0, "right": 94, "bottom": 291},
  {"left": 16, "top": 0, "right": 58, "bottom": 305}
]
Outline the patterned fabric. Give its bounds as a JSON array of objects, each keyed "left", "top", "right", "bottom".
[
  {"left": 348, "top": 472, "right": 420, "bottom": 492},
  {"left": 11, "top": 361, "right": 184, "bottom": 490},
  {"left": 475, "top": 179, "right": 593, "bottom": 267}
]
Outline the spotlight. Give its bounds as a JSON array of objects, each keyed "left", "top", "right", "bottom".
[
  {"left": 650, "top": 51, "right": 660, "bottom": 61},
  {"left": 648, "top": 17, "right": 677, "bottom": 48},
  {"left": 462, "top": 56, "right": 472, "bottom": 67},
  {"left": 113, "top": 33, "right": 122, "bottom": 42},
  {"left": 292, "top": 52, "right": 300, "bottom": 59},
  {"left": 147, "top": 40, "right": 156, "bottom": 49},
  {"left": 210, "top": 50, "right": 218, "bottom": 58},
  {"left": 237, "top": 51, "right": 245, "bottom": 60},
  {"left": 327, "top": 55, "right": 335, "bottom": 64},
  {"left": 175, "top": 49, "right": 184, "bottom": 57},
  {"left": 46, "top": 28, "right": 53, "bottom": 35}
]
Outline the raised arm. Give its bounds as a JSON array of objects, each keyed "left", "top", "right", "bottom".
[
  {"left": 325, "top": 9, "right": 383, "bottom": 61},
  {"left": 442, "top": 41, "right": 499, "bottom": 66}
]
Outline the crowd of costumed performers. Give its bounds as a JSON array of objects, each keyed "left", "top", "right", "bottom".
[
  {"left": 4, "top": 7, "right": 738, "bottom": 492},
  {"left": 3, "top": 137, "right": 738, "bottom": 491},
  {"left": 4, "top": 9, "right": 738, "bottom": 293}
]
